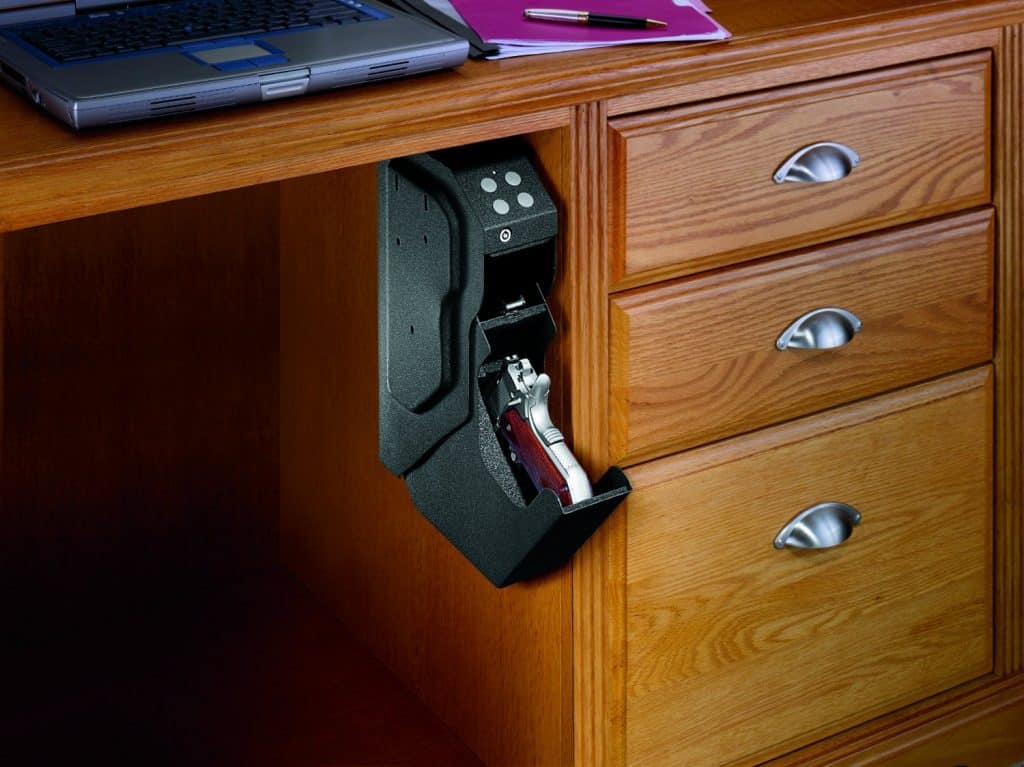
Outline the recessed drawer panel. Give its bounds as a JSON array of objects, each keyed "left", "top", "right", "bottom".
[
  {"left": 625, "top": 369, "right": 993, "bottom": 767},
  {"left": 609, "top": 210, "right": 993, "bottom": 465},
  {"left": 608, "top": 52, "right": 991, "bottom": 286}
]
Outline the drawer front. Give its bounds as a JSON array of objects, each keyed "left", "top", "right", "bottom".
[
  {"left": 609, "top": 210, "right": 993, "bottom": 465},
  {"left": 625, "top": 369, "right": 993, "bottom": 767},
  {"left": 609, "top": 52, "right": 991, "bottom": 286}
]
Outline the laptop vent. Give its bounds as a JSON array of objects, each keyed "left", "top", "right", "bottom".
[
  {"left": 1, "top": 61, "right": 27, "bottom": 91},
  {"left": 149, "top": 95, "right": 197, "bottom": 117},
  {"left": 367, "top": 60, "right": 409, "bottom": 81}
]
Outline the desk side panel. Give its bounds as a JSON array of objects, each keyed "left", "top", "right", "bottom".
[{"left": 279, "top": 160, "right": 573, "bottom": 767}]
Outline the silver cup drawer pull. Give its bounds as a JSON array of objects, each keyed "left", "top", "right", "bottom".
[
  {"left": 776, "top": 307, "right": 862, "bottom": 351},
  {"left": 774, "top": 502, "right": 862, "bottom": 550},
  {"left": 773, "top": 142, "right": 860, "bottom": 184}
]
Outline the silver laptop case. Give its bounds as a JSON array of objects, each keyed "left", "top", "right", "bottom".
[{"left": 0, "top": 0, "right": 468, "bottom": 128}]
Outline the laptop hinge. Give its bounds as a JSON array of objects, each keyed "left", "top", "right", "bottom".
[
  {"left": 75, "top": 0, "right": 145, "bottom": 11},
  {"left": 0, "top": 1, "right": 73, "bottom": 24}
]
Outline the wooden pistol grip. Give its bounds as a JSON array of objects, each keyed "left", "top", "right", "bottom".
[{"left": 499, "top": 407, "right": 573, "bottom": 507}]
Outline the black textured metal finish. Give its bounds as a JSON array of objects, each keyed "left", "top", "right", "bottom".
[{"left": 378, "top": 138, "right": 631, "bottom": 587}]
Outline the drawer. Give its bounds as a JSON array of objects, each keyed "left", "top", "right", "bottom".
[
  {"left": 625, "top": 369, "right": 993, "bottom": 767},
  {"left": 609, "top": 210, "right": 993, "bottom": 465},
  {"left": 608, "top": 52, "right": 991, "bottom": 286}
]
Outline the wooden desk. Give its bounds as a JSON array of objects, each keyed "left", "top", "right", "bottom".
[{"left": 2, "top": 2, "right": 1023, "bottom": 765}]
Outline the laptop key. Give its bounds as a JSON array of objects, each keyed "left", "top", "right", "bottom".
[
  {"left": 18, "top": 0, "right": 377, "bottom": 63},
  {"left": 167, "top": 29, "right": 263, "bottom": 45}
]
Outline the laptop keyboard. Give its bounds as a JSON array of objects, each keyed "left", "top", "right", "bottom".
[{"left": 16, "top": 0, "right": 380, "bottom": 64}]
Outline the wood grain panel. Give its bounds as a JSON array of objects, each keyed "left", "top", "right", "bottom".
[
  {"left": 278, "top": 153, "right": 572, "bottom": 767},
  {"left": 606, "top": 29, "right": 999, "bottom": 116},
  {"left": 625, "top": 369, "right": 993, "bottom": 767},
  {"left": 1, "top": 188, "right": 279, "bottom": 602},
  {"left": 560, "top": 102, "right": 629, "bottom": 767},
  {"left": 610, "top": 210, "right": 994, "bottom": 465},
  {"left": 609, "top": 53, "right": 991, "bottom": 287},
  {"left": 996, "top": 23, "right": 1024, "bottom": 676}
]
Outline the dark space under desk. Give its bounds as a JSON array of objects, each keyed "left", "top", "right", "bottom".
[
  {"left": 3, "top": 572, "right": 483, "bottom": 766},
  {"left": 2, "top": 1, "right": 1024, "bottom": 765}
]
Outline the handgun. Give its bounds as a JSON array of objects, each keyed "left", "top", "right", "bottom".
[{"left": 497, "top": 356, "right": 593, "bottom": 507}]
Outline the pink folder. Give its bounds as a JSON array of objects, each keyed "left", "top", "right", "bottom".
[{"left": 448, "top": 0, "right": 729, "bottom": 46}]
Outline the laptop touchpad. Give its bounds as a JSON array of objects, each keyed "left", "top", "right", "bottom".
[
  {"left": 186, "top": 40, "right": 287, "bottom": 71},
  {"left": 192, "top": 44, "right": 270, "bottom": 65}
]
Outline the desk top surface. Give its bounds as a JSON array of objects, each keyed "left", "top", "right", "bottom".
[{"left": 1, "top": 0, "right": 1019, "bottom": 232}]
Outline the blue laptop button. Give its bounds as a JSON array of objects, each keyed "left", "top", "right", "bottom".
[
  {"left": 181, "top": 37, "right": 250, "bottom": 52},
  {"left": 248, "top": 53, "right": 288, "bottom": 66},
  {"left": 213, "top": 59, "right": 258, "bottom": 71}
]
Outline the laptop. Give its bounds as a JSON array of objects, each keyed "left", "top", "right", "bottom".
[{"left": 0, "top": 0, "right": 469, "bottom": 129}]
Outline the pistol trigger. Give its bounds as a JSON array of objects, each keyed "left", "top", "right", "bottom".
[{"left": 532, "top": 373, "right": 551, "bottom": 403}]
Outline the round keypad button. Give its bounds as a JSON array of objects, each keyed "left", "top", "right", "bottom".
[
  {"left": 517, "top": 192, "right": 534, "bottom": 208},
  {"left": 480, "top": 177, "right": 498, "bottom": 193},
  {"left": 504, "top": 171, "right": 522, "bottom": 186},
  {"left": 492, "top": 198, "right": 510, "bottom": 215}
]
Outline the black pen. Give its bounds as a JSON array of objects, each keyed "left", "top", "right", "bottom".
[{"left": 523, "top": 8, "right": 668, "bottom": 29}]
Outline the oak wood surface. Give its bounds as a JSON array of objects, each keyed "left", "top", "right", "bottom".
[
  {"left": 1, "top": 2, "right": 1022, "bottom": 234},
  {"left": 610, "top": 210, "right": 994, "bottom": 465},
  {"left": 278, "top": 156, "right": 572, "bottom": 767},
  {"left": 609, "top": 53, "right": 991, "bottom": 286},
  {"left": 996, "top": 23, "right": 1024, "bottom": 677},
  {"left": 1, "top": 187, "right": 279, "bottom": 597},
  {"left": 624, "top": 368, "right": 993, "bottom": 767}
]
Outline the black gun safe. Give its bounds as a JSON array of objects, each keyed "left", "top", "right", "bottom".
[{"left": 378, "top": 139, "right": 631, "bottom": 587}]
